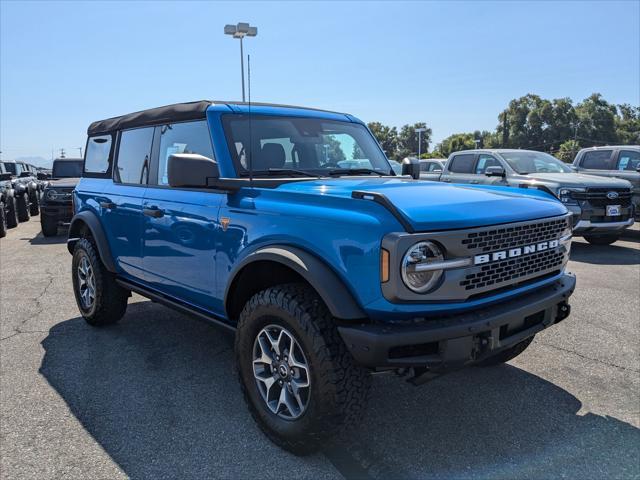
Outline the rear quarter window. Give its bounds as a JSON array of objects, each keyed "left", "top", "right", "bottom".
[
  {"left": 85, "top": 135, "right": 113, "bottom": 177},
  {"left": 580, "top": 150, "right": 613, "bottom": 169},
  {"left": 449, "top": 154, "right": 476, "bottom": 173},
  {"left": 617, "top": 150, "right": 640, "bottom": 171}
]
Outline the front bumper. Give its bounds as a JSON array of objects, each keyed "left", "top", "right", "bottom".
[
  {"left": 41, "top": 203, "right": 73, "bottom": 225},
  {"left": 568, "top": 203, "right": 635, "bottom": 234},
  {"left": 338, "top": 274, "right": 575, "bottom": 370}
]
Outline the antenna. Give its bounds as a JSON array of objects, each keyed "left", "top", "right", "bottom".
[{"left": 248, "top": 53, "right": 253, "bottom": 188}]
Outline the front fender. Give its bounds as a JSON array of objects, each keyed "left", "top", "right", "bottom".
[
  {"left": 67, "top": 210, "right": 117, "bottom": 272},
  {"left": 225, "top": 245, "right": 367, "bottom": 320}
]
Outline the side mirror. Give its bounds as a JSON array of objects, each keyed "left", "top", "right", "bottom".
[
  {"left": 0, "top": 172, "right": 12, "bottom": 181},
  {"left": 19, "top": 171, "right": 31, "bottom": 178},
  {"left": 568, "top": 165, "right": 578, "bottom": 171},
  {"left": 401, "top": 158, "right": 421, "bottom": 180},
  {"left": 636, "top": 166, "right": 640, "bottom": 173},
  {"left": 168, "top": 153, "right": 219, "bottom": 188},
  {"left": 485, "top": 166, "right": 505, "bottom": 177},
  {"left": 37, "top": 172, "right": 49, "bottom": 180}
]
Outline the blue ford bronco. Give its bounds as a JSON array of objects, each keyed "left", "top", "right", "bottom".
[{"left": 68, "top": 101, "right": 575, "bottom": 453}]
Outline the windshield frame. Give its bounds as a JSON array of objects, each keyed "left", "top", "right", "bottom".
[
  {"left": 221, "top": 114, "right": 393, "bottom": 178},
  {"left": 497, "top": 151, "right": 573, "bottom": 174}
]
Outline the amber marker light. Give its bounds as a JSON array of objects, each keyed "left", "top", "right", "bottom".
[{"left": 380, "top": 248, "right": 390, "bottom": 283}]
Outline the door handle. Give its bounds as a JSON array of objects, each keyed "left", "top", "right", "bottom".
[
  {"left": 143, "top": 207, "right": 164, "bottom": 218},
  {"left": 100, "top": 201, "right": 116, "bottom": 209}
]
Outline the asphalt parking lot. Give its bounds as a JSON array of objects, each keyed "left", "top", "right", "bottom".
[{"left": 1, "top": 218, "right": 639, "bottom": 480}]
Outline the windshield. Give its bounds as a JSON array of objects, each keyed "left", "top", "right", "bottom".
[
  {"left": 499, "top": 151, "right": 573, "bottom": 174},
  {"left": 222, "top": 115, "right": 392, "bottom": 176},
  {"left": 52, "top": 160, "right": 83, "bottom": 178},
  {"left": 2, "top": 162, "right": 17, "bottom": 175}
]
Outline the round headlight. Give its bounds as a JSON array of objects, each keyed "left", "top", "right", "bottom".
[
  {"left": 46, "top": 189, "right": 57, "bottom": 200},
  {"left": 401, "top": 241, "right": 444, "bottom": 293}
]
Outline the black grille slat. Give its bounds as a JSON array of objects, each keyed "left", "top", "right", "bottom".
[
  {"left": 460, "top": 250, "right": 565, "bottom": 291},
  {"left": 461, "top": 218, "right": 569, "bottom": 252}
]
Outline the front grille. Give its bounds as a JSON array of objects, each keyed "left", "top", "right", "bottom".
[
  {"left": 572, "top": 187, "right": 632, "bottom": 207},
  {"left": 460, "top": 250, "right": 565, "bottom": 291},
  {"left": 461, "top": 217, "right": 569, "bottom": 253}
]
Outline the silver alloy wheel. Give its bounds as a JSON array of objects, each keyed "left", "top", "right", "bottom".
[
  {"left": 77, "top": 256, "right": 96, "bottom": 309},
  {"left": 252, "top": 324, "right": 311, "bottom": 419}
]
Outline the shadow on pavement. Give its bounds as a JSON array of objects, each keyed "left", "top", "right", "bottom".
[
  {"left": 570, "top": 241, "right": 640, "bottom": 265},
  {"left": 22, "top": 230, "right": 68, "bottom": 245},
  {"left": 621, "top": 227, "right": 640, "bottom": 243},
  {"left": 40, "top": 301, "right": 640, "bottom": 479}
]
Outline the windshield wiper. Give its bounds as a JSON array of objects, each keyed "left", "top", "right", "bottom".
[
  {"left": 267, "top": 168, "right": 320, "bottom": 178},
  {"left": 327, "top": 168, "right": 389, "bottom": 177}
]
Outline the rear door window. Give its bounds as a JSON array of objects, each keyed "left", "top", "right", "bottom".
[
  {"left": 115, "top": 127, "right": 154, "bottom": 185},
  {"left": 449, "top": 154, "right": 476, "bottom": 173},
  {"left": 617, "top": 150, "right": 640, "bottom": 171},
  {"left": 156, "top": 121, "right": 214, "bottom": 186},
  {"left": 581, "top": 150, "right": 613, "bottom": 169}
]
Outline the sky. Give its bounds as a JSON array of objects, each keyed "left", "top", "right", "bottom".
[{"left": 1, "top": 0, "right": 639, "bottom": 164}]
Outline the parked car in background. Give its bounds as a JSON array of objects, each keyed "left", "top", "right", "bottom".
[
  {"left": 422, "top": 149, "right": 634, "bottom": 245},
  {"left": 68, "top": 101, "right": 575, "bottom": 453},
  {"left": 572, "top": 146, "right": 640, "bottom": 220},
  {"left": 0, "top": 163, "right": 19, "bottom": 237},
  {"left": 419, "top": 159, "right": 445, "bottom": 178},
  {"left": 40, "top": 158, "right": 83, "bottom": 236},
  {"left": 0, "top": 160, "right": 41, "bottom": 221}
]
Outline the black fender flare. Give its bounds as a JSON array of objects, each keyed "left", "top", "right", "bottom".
[
  {"left": 67, "top": 210, "right": 117, "bottom": 272},
  {"left": 1, "top": 188, "right": 13, "bottom": 203},
  {"left": 225, "top": 245, "right": 367, "bottom": 320}
]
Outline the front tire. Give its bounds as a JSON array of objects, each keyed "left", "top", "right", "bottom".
[
  {"left": 0, "top": 202, "right": 7, "bottom": 238},
  {"left": 72, "top": 238, "right": 129, "bottom": 326},
  {"left": 477, "top": 336, "right": 534, "bottom": 367},
  {"left": 5, "top": 196, "right": 18, "bottom": 228},
  {"left": 40, "top": 214, "right": 58, "bottom": 237},
  {"left": 584, "top": 234, "right": 619, "bottom": 246},
  {"left": 235, "top": 283, "right": 371, "bottom": 455},
  {"left": 29, "top": 192, "right": 40, "bottom": 216},
  {"left": 16, "top": 193, "right": 30, "bottom": 222}
]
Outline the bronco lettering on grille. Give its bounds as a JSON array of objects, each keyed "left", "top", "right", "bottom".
[{"left": 474, "top": 239, "right": 559, "bottom": 265}]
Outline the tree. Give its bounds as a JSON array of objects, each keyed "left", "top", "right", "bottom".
[
  {"left": 556, "top": 139, "right": 580, "bottom": 162},
  {"left": 397, "top": 123, "right": 432, "bottom": 159},
  {"left": 575, "top": 93, "right": 618, "bottom": 146},
  {"left": 615, "top": 104, "right": 640, "bottom": 145},
  {"left": 352, "top": 142, "right": 365, "bottom": 159},
  {"left": 367, "top": 122, "right": 398, "bottom": 159},
  {"left": 436, "top": 133, "right": 477, "bottom": 157}
]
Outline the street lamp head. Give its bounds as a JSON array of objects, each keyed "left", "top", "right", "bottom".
[
  {"left": 225, "top": 22, "right": 258, "bottom": 39},
  {"left": 247, "top": 26, "right": 258, "bottom": 37},
  {"left": 237, "top": 22, "right": 250, "bottom": 34},
  {"left": 415, "top": 128, "right": 427, "bottom": 133},
  {"left": 224, "top": 24, "right": 237, "bottom": 35}
]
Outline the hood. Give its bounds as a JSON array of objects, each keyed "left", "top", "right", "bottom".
[
  {"left": 48, "top": 177, "right": 80, "bottom": 188},
  {"left": 514, "top": 172, "right": 633, "bottom": 189},
  {"left": 275, "top": 178, "right": 567, "bottom": 231}
]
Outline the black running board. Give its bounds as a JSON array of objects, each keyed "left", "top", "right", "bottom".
[{"left": 116, "top": 278, "right": 236, "bottom": 333}]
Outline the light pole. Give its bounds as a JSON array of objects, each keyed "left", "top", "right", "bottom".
[
  {"left": 415, "top": 127, "right": 427, "bottom": 159},
  {"left": 224, "top": 22, "right": 258, "bottom": 102}
]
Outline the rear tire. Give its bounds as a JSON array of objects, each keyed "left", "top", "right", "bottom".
[
  {"left": 477, "top": 336, "right": 534, "bottom": 367},
  {"left": 584, "top": 234, "right": 619, "bottom": 245},
  {"left": 72, "top": 238, "right": 128, "bottom": 326},
  {"left": 29, "top": 192, "right": 40, "bottom": 216},
  {"left": 0, "top": 202, "right": 6, "bottom": 238},
  {"left": 235, "top": 283, "right": 371, "bottom": 455},
  {"left": 16, "top": 193, "right": 30, "bottom": 222},
  {"left": 6, "top": 196, "right": 18, "bottom": 228}
]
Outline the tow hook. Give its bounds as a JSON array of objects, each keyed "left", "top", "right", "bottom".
[{"left": 556, "top": 302, "right": 571, "bottom": 323}]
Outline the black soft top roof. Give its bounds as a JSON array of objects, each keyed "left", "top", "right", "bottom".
[{"left": 87, "top": 100, "right": 211, "bottom": 136}]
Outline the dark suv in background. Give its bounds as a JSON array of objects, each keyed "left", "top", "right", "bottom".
[
  {"left": 40, "top": 158, "right": 83, "bottom": 236},
  {"left": 0, "top": 162, "right": 19, "bottom": 237},
  {"left": 573, "top": 146, "right": 640, "bottom": 220},
  {"left": 0, "top": 160, "right": 42, "bottom": 221}
]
